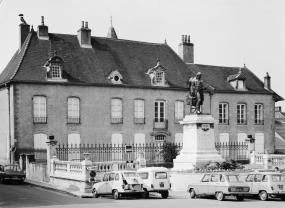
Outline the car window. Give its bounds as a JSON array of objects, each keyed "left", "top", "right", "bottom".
[
  {"left": 254, "top": 174, "right": 262, "bottom": 182},
  {"left": 115, "top": 173, "right": 120, "bottom": 181},
  {"left": 103, "top": 173, "right": 109, "bottom": 181},
  {"left": 262, "top": 175, "right": 268, "bottom": 182},
  {"left": 109, "top": 173, "right": 115, "bottom": 181},
  {"left": 271, "top": 175, "right": 285, "bottom": 182},
  {"left": 202, "top": 174, "right": 210, "bottom": 182},
  {"left": 211, "top": 174, "right": 219, "bottom": 182},
  {"left": 123, "top": 172, "right": 139, "bottom": 178},
  {"left": 226, "top": 175, "right": 243, "bottom": 182},
  {"left": 155, "top": 172, "right": 167, "bottom": 179},
  {"left": 220, "top": 174, "right": 225, "bottom": 182},
  {"left": 138, "top": 172, "right": 148, "bottom": 179},
  {"left": 0, "top": 165, "right": 3, "bottom": 172},
  {"left": 245, "top": 175, "right": 254, "bottom": 182}
]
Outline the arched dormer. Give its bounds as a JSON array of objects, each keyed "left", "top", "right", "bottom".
[
  {"left": 44, "top": 51, "right": 67, "bottom": 82},
  {"left": 146, "top": 58, "right": 168, "bottom": 87},
  {"left": 107, "top": 70, "right": 123, "bottom": 84}
]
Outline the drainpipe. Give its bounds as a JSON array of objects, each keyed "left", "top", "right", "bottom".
[{"left": 5, "top": 84, "right": 11, "bottom": 164}]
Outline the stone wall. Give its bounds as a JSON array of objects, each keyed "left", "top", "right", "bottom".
[{"left": 26, "top": 162, "right": 49, "bottom": 182}]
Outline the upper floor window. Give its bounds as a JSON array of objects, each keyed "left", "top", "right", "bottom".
[
  {"left": 51, "top": 65, "right": 61, "bottom": 79},
  {"left": 107, "top": 70, "right": 123, "bottom": 84},
  {"left": 33, "top": 96, "right": 47, "bottom": 123},
  {"left": 227, "top": 68, "right": 247, "bottom": 91},
  {"left": 154, "top": 100, "right": 168, "bottom": 129},
  {"left": 134, "top": 99, "right": 145, "bottom": 124},
  {"left": 68, "top": 97, "right": 80, "bottom": 124},
  {"left": 219, "top": 103, "right": 229, "bottom": 124},
  {"left": 237, "top": 103, "right": 246, "bottom": 125},
  {"left": 255, "top": 104, "right": 264, "bottom": 125},
  {"left": 146, "top": 59, "right": 168, "bottom": 87},
  {"left": 111, "top": 98, "right": 123, "bottom": 124},
  {"left": 175, "top": 101, "right": 184, "bottom": 123},
  {"left": 153, "top": 71, "right": 164, "bottom": 85}
]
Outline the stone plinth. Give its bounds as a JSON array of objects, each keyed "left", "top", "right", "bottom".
[{"left": 172, "top": 114, "right": 225, "bottom": 170}]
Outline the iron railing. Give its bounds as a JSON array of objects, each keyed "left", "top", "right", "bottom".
[
  {"left": 254, "top": 119, "right": 264, "bottom": 125},
  {"left": 215, "top": 142, "right": 248, "bottom": 162},
  {"left": 237, "top": 119, "right": 247, "bottom": 125},
  {"left": 134, "top": 118, "right": 145, "bottom": 124},
  {"left": 33, "top": 117, "right": 47, "bottom": 124},
  {"left": 219, "top": 119, "right": 229, "bottom": 125},
  {"left": 111, "top": 118, "right": 123, "bottom": 124},
  {"left": 67, "top": 117, "right": 80, "bottom": 124}
]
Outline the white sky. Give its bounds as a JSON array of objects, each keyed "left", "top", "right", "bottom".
[{"left": 0, "top": 0, "right": 285, "bottom": 108}]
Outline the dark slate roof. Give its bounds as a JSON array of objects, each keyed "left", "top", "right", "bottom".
[
  {"left": 187, "top": 63, "right": 283, "bottom": 100},
  {"left": 0, "top": 31, "right": 196, "bottom": 89}
]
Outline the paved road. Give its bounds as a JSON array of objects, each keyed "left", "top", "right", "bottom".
[{"left": 0, "top": 181, "right": 284, "bottom": 208}]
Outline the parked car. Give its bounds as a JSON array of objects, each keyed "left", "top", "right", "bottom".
[
  {"left": 137, "top": 167, "right": 170, "bottom": 199},
  {"left": 187, "top": 172, "right": 250, "bottom": 201},
  {"left": 0, "top": 164, "right": 25, "bottom": 184},
  {"left": 92, "top": 170, "right": 144, "bottom": 199},
  {"left": 244, "top": 172, "right": 285, "bottom": 201}
]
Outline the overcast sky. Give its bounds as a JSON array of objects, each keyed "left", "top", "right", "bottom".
[{"left": 0, "top": 0, "right": 284, "bottom": 108}]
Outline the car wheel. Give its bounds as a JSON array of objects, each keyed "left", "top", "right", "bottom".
[
  {"left": 259, "top": 191, "right": 268, "bottom": 201},
  {"left": 93, "top": 188, "right": 99, "bottom": 198},
  {"left": 236, "top": 195, "right": 244, "bottom": 201},
  {"left": 161, "top": 191, "right": 169, "bottom": 199},
  {"left": 142, "top": 189, "right": 149, "bottom": 199},
  {"left": 216, "top": 192, "right": 225, "bottom": 201},
  {"left": 189, "top": 189, "right": 196, "bottom": 199},
  {"left": 113, "top": 190, "right": 120, "bottom": 200},
  {"left": 136, "top": 193, "right": 141, "bottom": 199}
]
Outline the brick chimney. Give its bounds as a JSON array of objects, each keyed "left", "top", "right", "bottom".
[
  {"left": 178, "top": 35, "right": 194, "bottom": 63},
  {"left": 77, "top": 21, "right": 92, "bottom": 48},
  {"left": 37, "top": 16, "right": 49, "bottom": 40},
  {"left": 264, "top": 72, "right": 271, "bottom": 90},
  {"left": 19, "top": 23, "right": 30, "bottom": 50}
]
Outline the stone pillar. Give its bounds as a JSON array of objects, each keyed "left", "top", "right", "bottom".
[
  {"left": 250, "top": 151, "right": 256, "bottom": 164},
  {"left": 46, "top": 139, "right": 58, "bottom": 175},
  {"left": 19, "top": 154, "right": 26, "bottom": 171},
  {"left": 172, "top": 114, "right": 224, "bottom": 171},
  {"left": 81, "top": 154, "right": 93, "bottom": 193},
  {"left": 263, "top": 153, "right": 272, "bottom": 170},
  {"left": 136, "top": 151, "right": 146, "bottom": 169},
  {"left": 50, "top": 155, "right": 59, "bottom": 176}
]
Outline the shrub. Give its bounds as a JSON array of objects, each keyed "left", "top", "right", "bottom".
[{"left": 161, "top": 142, "right": 180, "bottom": 163}]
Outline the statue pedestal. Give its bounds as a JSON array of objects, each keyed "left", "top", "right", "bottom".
[{"left": 172, "top": 114, "right": 225, "bottom": 171}]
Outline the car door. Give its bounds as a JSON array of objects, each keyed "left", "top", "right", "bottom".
[
  {"left": 107, "top": 173, "right": 115, "bottom": 193},
  {"left": 252, "top": 174, "right": 262, "bottom": 193},
  {"left": 208, "top": 174, "right": 219, "bottom": 194},
  {"left": 199, "top": 174, "right": 210, "bottom": 194},
  {"left": 245, "top": 174, "right": 254, "bottom": 194},
  {"left": 97, "top": 173, "right": 109, "bottom": 194}
]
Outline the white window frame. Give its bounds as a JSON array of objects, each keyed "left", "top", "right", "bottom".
[
  {"left": 175, "top": 101, "right": 184, "bottom": 122},
  {"left": 219, "top": 103, "right": 229, "bottom": 124},
  {"left": 153, "top": 70, "right": 165, "bottom": 86},
  {"left": 154, "top": 134, "right": 166, "bottom": 142},
  {"left": 68, "top": 97, "right": 80, "bottom": 118},
  {"left": 134, "top": 99, "right": 145, "bottom": 119},
  {"left": 51, "top": 65, "right": 62, "bottom": 79},
  {"left": 33, "top": 96, "right": 46, "bottom": 118},
  {"left": 154, "top": 100, "right": 166, "bottom": 122},
  {"left": 237, "top": 103, "right": 246, "bottom": 125},
  {"left": 255, "top": 104, "right": 264, "bottom": 125}
]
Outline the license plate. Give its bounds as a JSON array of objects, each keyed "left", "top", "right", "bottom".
[
  {"left": 160, "top": 182, "right": 164, "bottom": 188},
  {"left": 236, "top": 188, "right": 244, "bottom": 191},
  {"left": 278, "top": 185, "right": 284, "bottom": 190}
]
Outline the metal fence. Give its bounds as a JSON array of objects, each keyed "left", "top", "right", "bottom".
[
  {"left": 56, "top": 142, "right": 249, "bottom": 166},
  {"left": 215, "top": 142, "right": 248, "bottom": 163},
  {"left": 15, "top": 147, "right": 47, "bottom": 163}
]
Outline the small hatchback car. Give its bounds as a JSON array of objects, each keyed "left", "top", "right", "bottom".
[
  {"left": 92, "top": 170, "right": 144, "bottom": 199},
  {"left": 244, "top": 172, "right": 285, "bottom": 201},
  {"left": 0, "top": 164, "right": 25, "bottom": 184},
  {"left": 187, "top": 172, "right": 250, "bottom": 201},
  {"left": 137, "top": 167, "right": 170, "bottom": 198}
]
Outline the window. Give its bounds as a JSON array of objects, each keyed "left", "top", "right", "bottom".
[
  {"left": 175, "top": 101, "right": 184, "bottom": 123},
  {"left": 237, "top": 80, "right": 244, "bottom": 89},
  {"left": 109, "top": 173, "right": 115, "bottom": 181},
  {"left": 255, "top": 133, "right": 264, "bottom": 153},
  {"left": 51, "top": 65, "right": 61, "bottom": 78},
  {"left": 211, "top": 174, "right": 219, "bottom": 182},
  {"left": 175, "top": 133, "right": 183, "bottom": 144},
  {"left": 237, "top": 103, "right": 246, "bottom": 125},
  {"left": 254, "top": 174, "right": 262, "bottom": 182},
  {"left": 255, "top": 104, "right": 264, "bottom": 125},
  {"left": 245, "top": 175, "right": 254, "bottom": 182},
  {"left": 138, "top": 172, "right": 148, "bottom": 179},
  {"left": 153, "top": 71, "right": 164, "bottom": 85},
  {"left": 68, "top": 97, "right": 80, "bottom": 124},
  {"left": 115, "top": 173, "right": 120, "bottom": 181},
  {"left": 34, "top": 134, "right": 48, "bottom": 149},
  {"left": 262, "top": 175, "right": 268, "bottom": 182},
  {"left": 202, "top": 174, "right": 210, "bottom": 182},
  {"left": 154, "top": 100, "right": 167, "bottom": 129},
  {"left": 134, "top": 99, "right": 145, "bottom": 124},
  {"left": 33, "top": 96, "right": 47, "bottom": 123},
  {"left": 220, "top": 175, "right": 225, "bottom": 182},
  {"left": 155, "top": 134, "right": 166, "bottom": 142},
  {"left": 219, "top": 103, "right": 229, "bottom": 124},
  {"left": 103, "top": 173, "right": 109, "bottom": 181},
  {"left": 155, "top": 172, "right": 167, "bottom": 179},
  {"left": 111, "top": 98, "right": 123, "bottom": 124}
]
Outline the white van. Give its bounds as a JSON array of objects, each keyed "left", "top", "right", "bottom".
[{"left": 137, "top": 167, "right": 170, "bottom": 198}]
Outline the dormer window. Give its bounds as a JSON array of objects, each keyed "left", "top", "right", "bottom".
[
  {"left": 227, "top": 67, "right": 247, "bottom": 91},
  {"left": 146, "top": 59, "right": 168, "bottom": 87},
  {"left": 44, "top": 51, "right": 67, "bottom": 82},
  {"left": 107, "top": 70, "right": 123, "bottom": 84}
]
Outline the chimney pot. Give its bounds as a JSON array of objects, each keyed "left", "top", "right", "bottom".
[
  {"left": 81, "top": 21, "right": 84, "bottom": 28},
  {"left": 264, "top": 72, "right": 271, "bottom": 90},
  {"left": 85, "top": 21, "right": 88, "bottom": 28},
  {"left": 184, "top": 35, "right": 187, "bottom": 42},
  {"left": 178, "top": 34, "right": 194, "bottom": 63},
  {"left": 41, "top": 16, "right": 44, "bottom": 25},
  {"left": 188, "top": 35, "right": 190, "bottom": 43},
  {"left": 37, "top": 16, "right": 49, "bottom": 40},
  {"left": 77, "top": 21, "right": 92, "bottom": 48},
  {"left": 181, "top": 35, "right": 184, "bottom": 43}
]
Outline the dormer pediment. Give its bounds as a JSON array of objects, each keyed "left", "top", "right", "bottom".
[
  {"left": 44, "top": 51, "right": 67, "bottom": 82},
  {"left": 146, "top": 59, "right": 168, "bottom": 87},
  {"left": 227, "top": 68, "right": 247, "bottom": 90},
  {"left": 107, "top": 70, "right": 123, "bottom": 84}
]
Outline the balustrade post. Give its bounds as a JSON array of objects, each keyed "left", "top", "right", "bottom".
[
  {"left": 250, "top": 151, "right": 256, "bottom": 164},
  {"left": 50, "top": 155, "right": 59, "bottom": 176},
  {"left": 263, "top": 153, "right": 272, "bottom": 170},
  {"left": 46, "top": 138, "right": 58, "bottom": 175},
  {"left": 82, "top": 153, "right": 92, "bottom": 181}
]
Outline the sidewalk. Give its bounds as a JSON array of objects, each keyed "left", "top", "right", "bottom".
[{"left": 24, "top": 179, "right": 189, "bottom": 199}]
